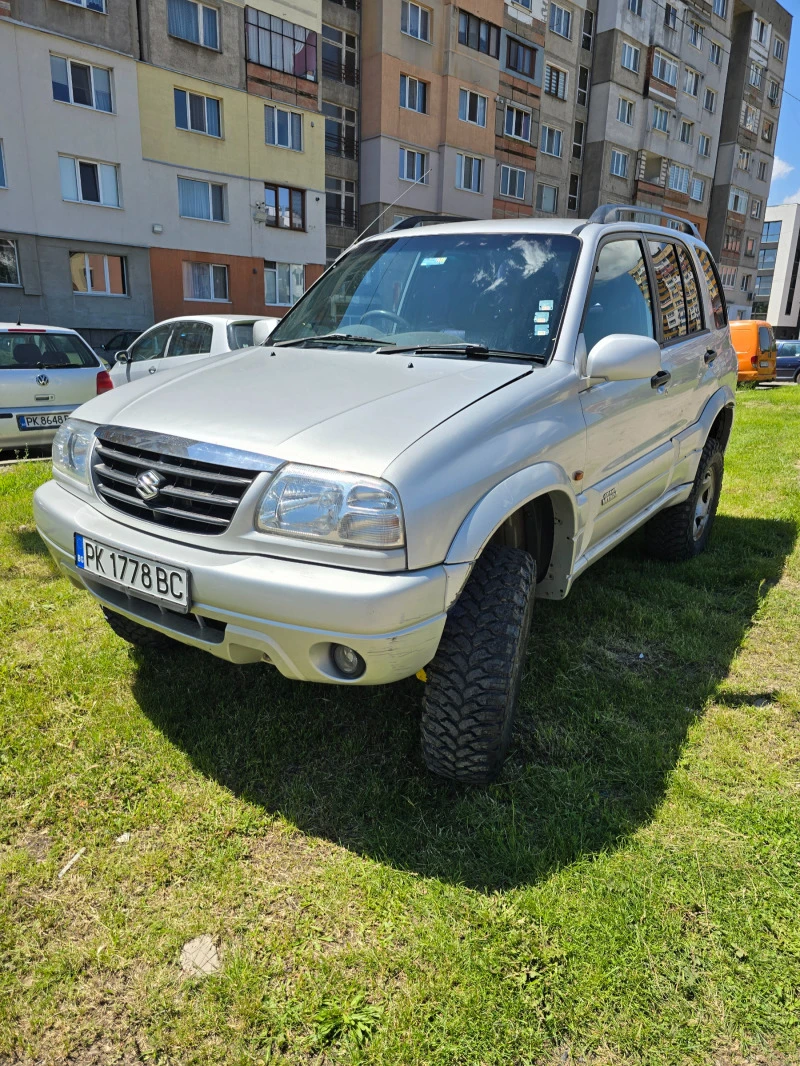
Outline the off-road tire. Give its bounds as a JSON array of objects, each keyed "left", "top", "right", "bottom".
[
  {"left": 420, "top": 545, "right": 536, "bottom": 785},
  {"left": 793, "top": 368, "right": 800, "bottom": 385},
  {"left": 102, "top": 607, "right": 177, "bottom": 652},
  {"left": 646, "top": 436, "right": 724, "bottom": 562}
]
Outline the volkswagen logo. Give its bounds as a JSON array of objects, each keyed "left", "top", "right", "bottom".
[
  {"left": 135, "top": 469, "right": 165, "bottom": 502},
  {"left": 36, "top": 373, "right": 49, "bottom": 387}
]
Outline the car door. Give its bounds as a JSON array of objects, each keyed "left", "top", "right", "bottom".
[
  {"left": 162, "top": 320, "right": 215, "bottom": 372},
  {"left": 579, "top": 236, "right": 676, "bottom": 548},
  {"left": 109, "top": 324, "right": 172, "bottom": 387}
]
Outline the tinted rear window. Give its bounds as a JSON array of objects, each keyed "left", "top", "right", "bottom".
[
  {"left": 227, "top": 322, "right": 255, "bottom": 349},
  {"left": 758, "top": 326, "right": 772, "bottom": 352},
  {"left": 696, "top": 248, "right": 727, "bottom": 329},
  {"left": 0, "top": 332, "right": 99, "bottom": 369}
]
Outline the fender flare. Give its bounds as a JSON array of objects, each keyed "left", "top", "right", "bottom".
[{"left": 675, "top": 385, "right": 736, "bottom": 463}]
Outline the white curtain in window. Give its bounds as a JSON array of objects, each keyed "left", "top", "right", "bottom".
[
  {"left": 98, "top": 164, "right": 119, "bottom": 207},
  {"left": 178, "top": 177, "right": 210, "bottom": 219},
  {"left": 191, "top": 262, "right": 211, "bottom": 299},
  {"left": 202, "top": 7, "right": 218, "bottom": 47},
  {"left": 168, "top": 0, "right": 199, "bottom": 42},
  {"left": 59, "top": 156, "right": 78, "bottom": 201},
  {"left": 92, "top": 67, "right": 112, "bottom": 111},
  {"left": 290, "top": 264, "right": 304, "bottom": 303}
]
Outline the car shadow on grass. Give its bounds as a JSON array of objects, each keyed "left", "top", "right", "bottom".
[{"left": 129, "top": 514, "right": 796, "bottom": 891}]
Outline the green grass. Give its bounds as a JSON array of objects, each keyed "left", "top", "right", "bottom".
[{"left": 2, "top": 388, "right": 800, "bottom": 1065}]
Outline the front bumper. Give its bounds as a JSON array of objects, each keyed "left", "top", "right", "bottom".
[{"left": 34, "top": 479, "right": 449, "bottom": 685}]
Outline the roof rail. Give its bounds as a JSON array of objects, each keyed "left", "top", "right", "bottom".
[
  {"left": 586, "top": 204, "right": 701, "bottom": 239},
  {"left": 385, "top": 214, "right": 473, "bottom": 232}
]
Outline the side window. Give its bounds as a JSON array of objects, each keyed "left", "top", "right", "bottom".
[
  {"left": 583, "top": 239, "right": 655, "bottom": 353},
  {"left": 675, "top": 244, "right": 703, "bottom": 333},
  {"left": 167, "top": 321, "right": 213, "bottom": 357},
  {"left": 129, "top": 325, "right": 171, "bottom": 362},
  {"left": 758, "top": 325, "right": 771, "bottom": 352},
  {"left": 648, "top": 241, "right": 687, "bottom": 342},
  {"left": 696, "top": 247, "right": 727, "bottom": 329}
]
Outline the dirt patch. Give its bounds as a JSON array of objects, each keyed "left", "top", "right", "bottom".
[
  {"left": 246, "top": 827, "right": 337, "bottom": 885},
  {"left": 711, "top": 1041, "right": 793, "bottom": 1066},
  {"left": 18, "top": 831, "right": 52, "bottom": 864}
]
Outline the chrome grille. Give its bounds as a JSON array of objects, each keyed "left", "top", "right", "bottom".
[{"left": 91, "top": 427, "right": 272, "bottom": 536}]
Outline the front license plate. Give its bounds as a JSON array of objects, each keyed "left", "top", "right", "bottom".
[
  {"left": 17, "top": 412, "right": 70, "bottom": 430},
  {"left": 759, "top": 360, "right": 770, "bottom": 368},
  {"left": 74, "top": 534, "right": 191, "bottom": 613}
]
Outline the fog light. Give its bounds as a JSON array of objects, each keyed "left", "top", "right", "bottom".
[{"left": 331, "top": 643, "right": 365, "bottom": 678}]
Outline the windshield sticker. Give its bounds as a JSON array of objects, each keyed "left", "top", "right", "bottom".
[
  {"left": 421, "top": 257, "right": 447, "bottom": 266},
  {"left": 534, "top": 325, "right": 550, "bottom": 336},
  {"left": 533, "top": 311, "right": 550, "bottom": 324},
  {"left": 538, "top": 299, "right": 554, "bottom": 311}
]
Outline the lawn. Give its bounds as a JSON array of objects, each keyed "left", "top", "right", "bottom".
[{"left": 1, "top": 387, "right": 800, "bottom": 1065}]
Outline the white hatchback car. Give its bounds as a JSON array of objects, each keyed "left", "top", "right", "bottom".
[
  {"left": 109, "top": 315, "right": 279, "bottom": 388},
  {"left": 0, "top": 323, "right": 112, "bottom": 451}
]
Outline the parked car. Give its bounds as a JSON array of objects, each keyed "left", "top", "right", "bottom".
[
  {"left": 0, "top": 323, "right": 112, "bottom": 451},
  {"left": 776, "top": 340, "right": 800, "bottom": 383},
  {"left": 729, "top": 320, "right": 776, "bottom": 384},
  {"left": 94, "top": 331, "right": 143, "bottom": 367},
  {"left": 108, "top": 315, "right": 279, "bottom": 388},
  {"left": 34, "top": 208, "right": 736, "bottom": 784}
]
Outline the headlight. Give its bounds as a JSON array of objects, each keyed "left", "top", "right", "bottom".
[
  {"left": 52, "top": 418, "right": 97, "bottom": 486},
  {"left": 256, "top": 464, "right": 405, "bottom": 548}
]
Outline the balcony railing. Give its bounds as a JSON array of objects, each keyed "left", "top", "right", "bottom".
[
  {"left": 322, "top": 58, "right": 359, "bottom": 86},
  {"left": 325, "top": 133, "right": 358, "bottom": 160},
  {"left": 326, "top": 207, "right": 358, "bottom": 228}
]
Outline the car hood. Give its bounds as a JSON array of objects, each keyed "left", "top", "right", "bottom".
[{"left": 77, "top": 346, "right": 531, "bottom": 477}]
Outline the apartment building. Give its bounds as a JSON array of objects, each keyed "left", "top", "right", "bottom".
[
  {"left": 750, "top": 203, "right": 800, "bottom": 336},
  {"left": 0, "top": 0, "right": 326, "bottom": 343},
  {"left": 707, "top": 0, "right": 791, "bottom": 321},
  {"left": 322, "top": 0, "right": 361, "bottom": 263}
]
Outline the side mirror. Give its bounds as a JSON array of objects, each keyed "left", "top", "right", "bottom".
[
  {"left": 253, "top": 317, "right": 280, "bottom": 346},
  {"left": 114, "top": 350, "right": 130, "bottom": 364},
  {"left": 586, "top": 334, "right": 662, "bottom": 383}
]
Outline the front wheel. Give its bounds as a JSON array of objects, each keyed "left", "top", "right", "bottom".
[
  {"left": 102, "top": 607, "right": 178, "bottom": 652},
  {"left": 420, "top": 545, "right": 536, "bottom": 784},
  {"left": 646, "top": 437, "right": 724, "bottom": 562}
]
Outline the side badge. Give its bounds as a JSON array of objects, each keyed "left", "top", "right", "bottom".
[{"left": 601, "top": 487, "right": 617, "bottom": 507}]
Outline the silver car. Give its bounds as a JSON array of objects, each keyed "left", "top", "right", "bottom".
[
  {"left": 34, "top": 208, "right": 737, "bottom": 783},
  {"left": 0, "top": 324, "right": 111, "bottom": 451}
]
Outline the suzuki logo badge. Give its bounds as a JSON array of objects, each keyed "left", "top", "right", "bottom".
[
  {"left": 36, "top": 374, "right": 49, "bottom": 387},
  {"left": 135, "top": 469, "right": 165, "bottom": 502}
]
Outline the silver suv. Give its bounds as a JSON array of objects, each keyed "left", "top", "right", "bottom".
[{"left": 34, "top": 207, "right": 737, "bottom": 783}]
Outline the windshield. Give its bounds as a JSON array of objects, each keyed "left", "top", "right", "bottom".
[
  {"left": 0, "top": 331, "right": 99, "bottom": 369},
  {"left": 227, "top": 321, "right": 256, "bottom": 349},
  {"left": 269, "top": 232, "right": 581, "bottom": 359}
]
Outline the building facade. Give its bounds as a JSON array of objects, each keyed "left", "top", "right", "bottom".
[{"left": 756, "top": 203, "right": 800, "bottom": 337}]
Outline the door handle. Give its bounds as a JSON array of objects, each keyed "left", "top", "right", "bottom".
[
  {"left": 651, "top": 369, "right": 671, "bottom": 389},
  {"left": 148, "top": 366, "right": 157, "bottom": 374},
  {"left": 704, "top": 348, "right": 717, "bottom": 364}
]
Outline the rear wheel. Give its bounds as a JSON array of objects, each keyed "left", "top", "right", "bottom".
[
  {"left": 646, "top": 437, "right": 724, "bottom": 562},
  {"left": 794, "top": 369, "right": 800, "bottom": 384},
  {"left": 102, "top": 607, "right": 177, "bottom": 652},
  {"left": 420, "top": 545, "right": 536, "bottom": 784}
]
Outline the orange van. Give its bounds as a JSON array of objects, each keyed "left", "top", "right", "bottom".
[{"left": 730, "top": 320, "right": 777, "bottom": 384}]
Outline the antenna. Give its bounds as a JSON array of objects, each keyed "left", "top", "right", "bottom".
[
  {"left": 348, "top": 168, "right": 432, "bottom": 249},
  {"left": 16, "top": 307, "right": 22, "bottom": 326}
]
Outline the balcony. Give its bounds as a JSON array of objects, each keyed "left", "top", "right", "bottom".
[
  {"left": 326, "top": 206, "right": 358, "bottom": 229},
  {"left": 325, "top": 133, "right": 358, "bottom": 160},
  {"left": 322, "top": 59, "right": 359, "bottom": 87}
]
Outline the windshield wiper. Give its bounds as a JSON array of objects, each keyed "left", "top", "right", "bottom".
[
  {"left": 272, "top": 332, "right": 382, "bottom": 348},
  {"left": 377, "top": 343, "right": 545, "bottom": 363}
]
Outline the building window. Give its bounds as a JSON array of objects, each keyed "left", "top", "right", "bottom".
[
  {"left": 720, "top": 266, "right": 736, "bottom": 289},
  {"left": 627, "top": 0, "right": 642, "bottom": 14},
  {"left": 178, "top": 176, "right": 225, "bottom": 221},
  {"left": 536, "top": 183, "right": 558, "bottom": 212},
  {"left": 668, "top": 162, "right": 689, "bottom": 192},
  {"left": 505, "top": 105, "right": 531, "bottom": 141},
  {"left": 50, "top": 56, "right": 112, "bottom": 112},
  {"left": 399, "top": 147, "right": 428, "bottom": 183},
  {"left": 323, "top": 103, "right": 356, "bottom": 159},
  {"left": 762, "top": 221, "right": 781, "bottom": 242},
  {"left": 183, "top": 261, "right": 228, "bottom": 301},
  {"left": 758, "top": 247, "right": 776, "bottom": 269},
  {"left": 581, "top": 9, "right": 593, "bottom": 49},
  {"left": 774, "top": 36, "right": 785, "bottom": 61},
  {"left": 70, "top": 252, "right": 126, "bottom": 296},
  {"left": 572, "top": 120, "right": 585, "bottom": 159},
  {"left": 738, "top": 148, "right": 751, "bottom": 171},
  {"left": 767, "top": 79, "right": 780, "bottom": 105},
  {"left": 577, "top": 66, "right": 590, "bottom": 107},
  {"left": 0, "top": 239, "right": 20, "bottom": 286},
  {"left": 621, "top": 42, "right": 640, "bottom": 73},
  {"left": 740, "top": 274, "right": 752, "bottom": 292},
  {"left": 245, "top": 9, "right": 317, "bottom": 80},
  {"left": 458, "top": 88, "right": 487, "bottom": 127},
  {"left": 167, "top": 0, "right": 219, "bottom": 49},
  {"left": 679, "top": 119, "right": 693, "bottom": 144},
  {"left": 59, "top": 155, "right": 119, "bottom": 207},
  {"left": 745, "top": 237, "right": 756, "bottom": 257},
  {"left": 617, "top": 97, "right": 634, "bottom": 125},
  {"left": 723, "top": 226, "right": 742, "bottom": 253},
  {"left": 728, "top": 186, "right": 748, "bottom": 214},
  {"left": 265, "top": 261, "right": 304, "bottom": 306},
  {"left": 704, "top": 88, "right": 716, "bottom": 113},
  {"left": 0, "top": 142, "right": 6, "bottom": 188},
  {"left": 762, "top": 119, "right": 774, "bottom": 143},
  {"left": 754, "top": 275, "right": 772, "bottom": 296},
  {"left": 749, "top": 63, "right": 764, "bottom": 88},
  {"left": 400, "top": 74, "right": 427, "bottom": 113},
  {"left": 710, "top": 42, "right": 721, "bottom": 64},
  {"left": 653, "top": 105, "right": 669, "bottom": 132},
  {"left": 652, "top": 50, "right": 678, "bottom": 86},
  {"left": 690, "top": 177, "right": 705, "bottom": 202},
  {"left": 712, "top": 0, "right": 726, "bottom": 15},
  {"left": 325, "top": 176, "right": 356, "bottom": 227},
  {"left": 610, "top": 149, "right": 629, "bottom": 178},
  {"left": 689, "top": 21, "right": 704, "bottom": 48},
  {"left": 544, "top": 64, "right": 568, "bottom": 100},
  {"left": 458, "top": 12, "right": 500, "bottom": 56},
  {"left": 568, "top": 173, "right": 580, "bottom": 211},
  {"left": 751, "top": 199, "right": 762, "bottom": 220},
  {"left": 664, "top": 4, "right": 677, "bottom": 29},
  {"left": 61, "top": 0, "right": 105, "bottom": 9},
  {"left": 264, "top": 183, "right": 305, "bottom": 228},
  {"left": 758, "top": 160, "right": 768, "bottom": 181},
  {"left": 699, "top": 133, "right": 711, "bottom": 156},
  {"left": 455, "top": 153, "right": 483, "bottom": 193},
  {"left": 506, "top": 37, "right": 535, "bottom": 76},
  {"left": 322, "top": 25, "right": 357, "bottom": 85},
  {"left": 265, "top": 105, "right": 302, "bottom": 151},
  {"left": 540, "top": 125, "right": 563, "bottom": 157},
  {"left": 683, "top": 68, "right": 699, "bottom": 96},
  {"left": 754, "top": 18, "right": 767, "bottom": 45},
  {"left": 402, "top": 1, "right": 431, "bottom": 42},
  {"left": 549, "top": 3, "right": 572, "bottom": 39},
  {"left": 499, "top": 164, "right": 525, "bottom": 199},
  {"left": 740, "top": 103, "right": 760, "bottom": 133},
  {"left": 174, "top": 88, "right": 221, "bottom": 137}
]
